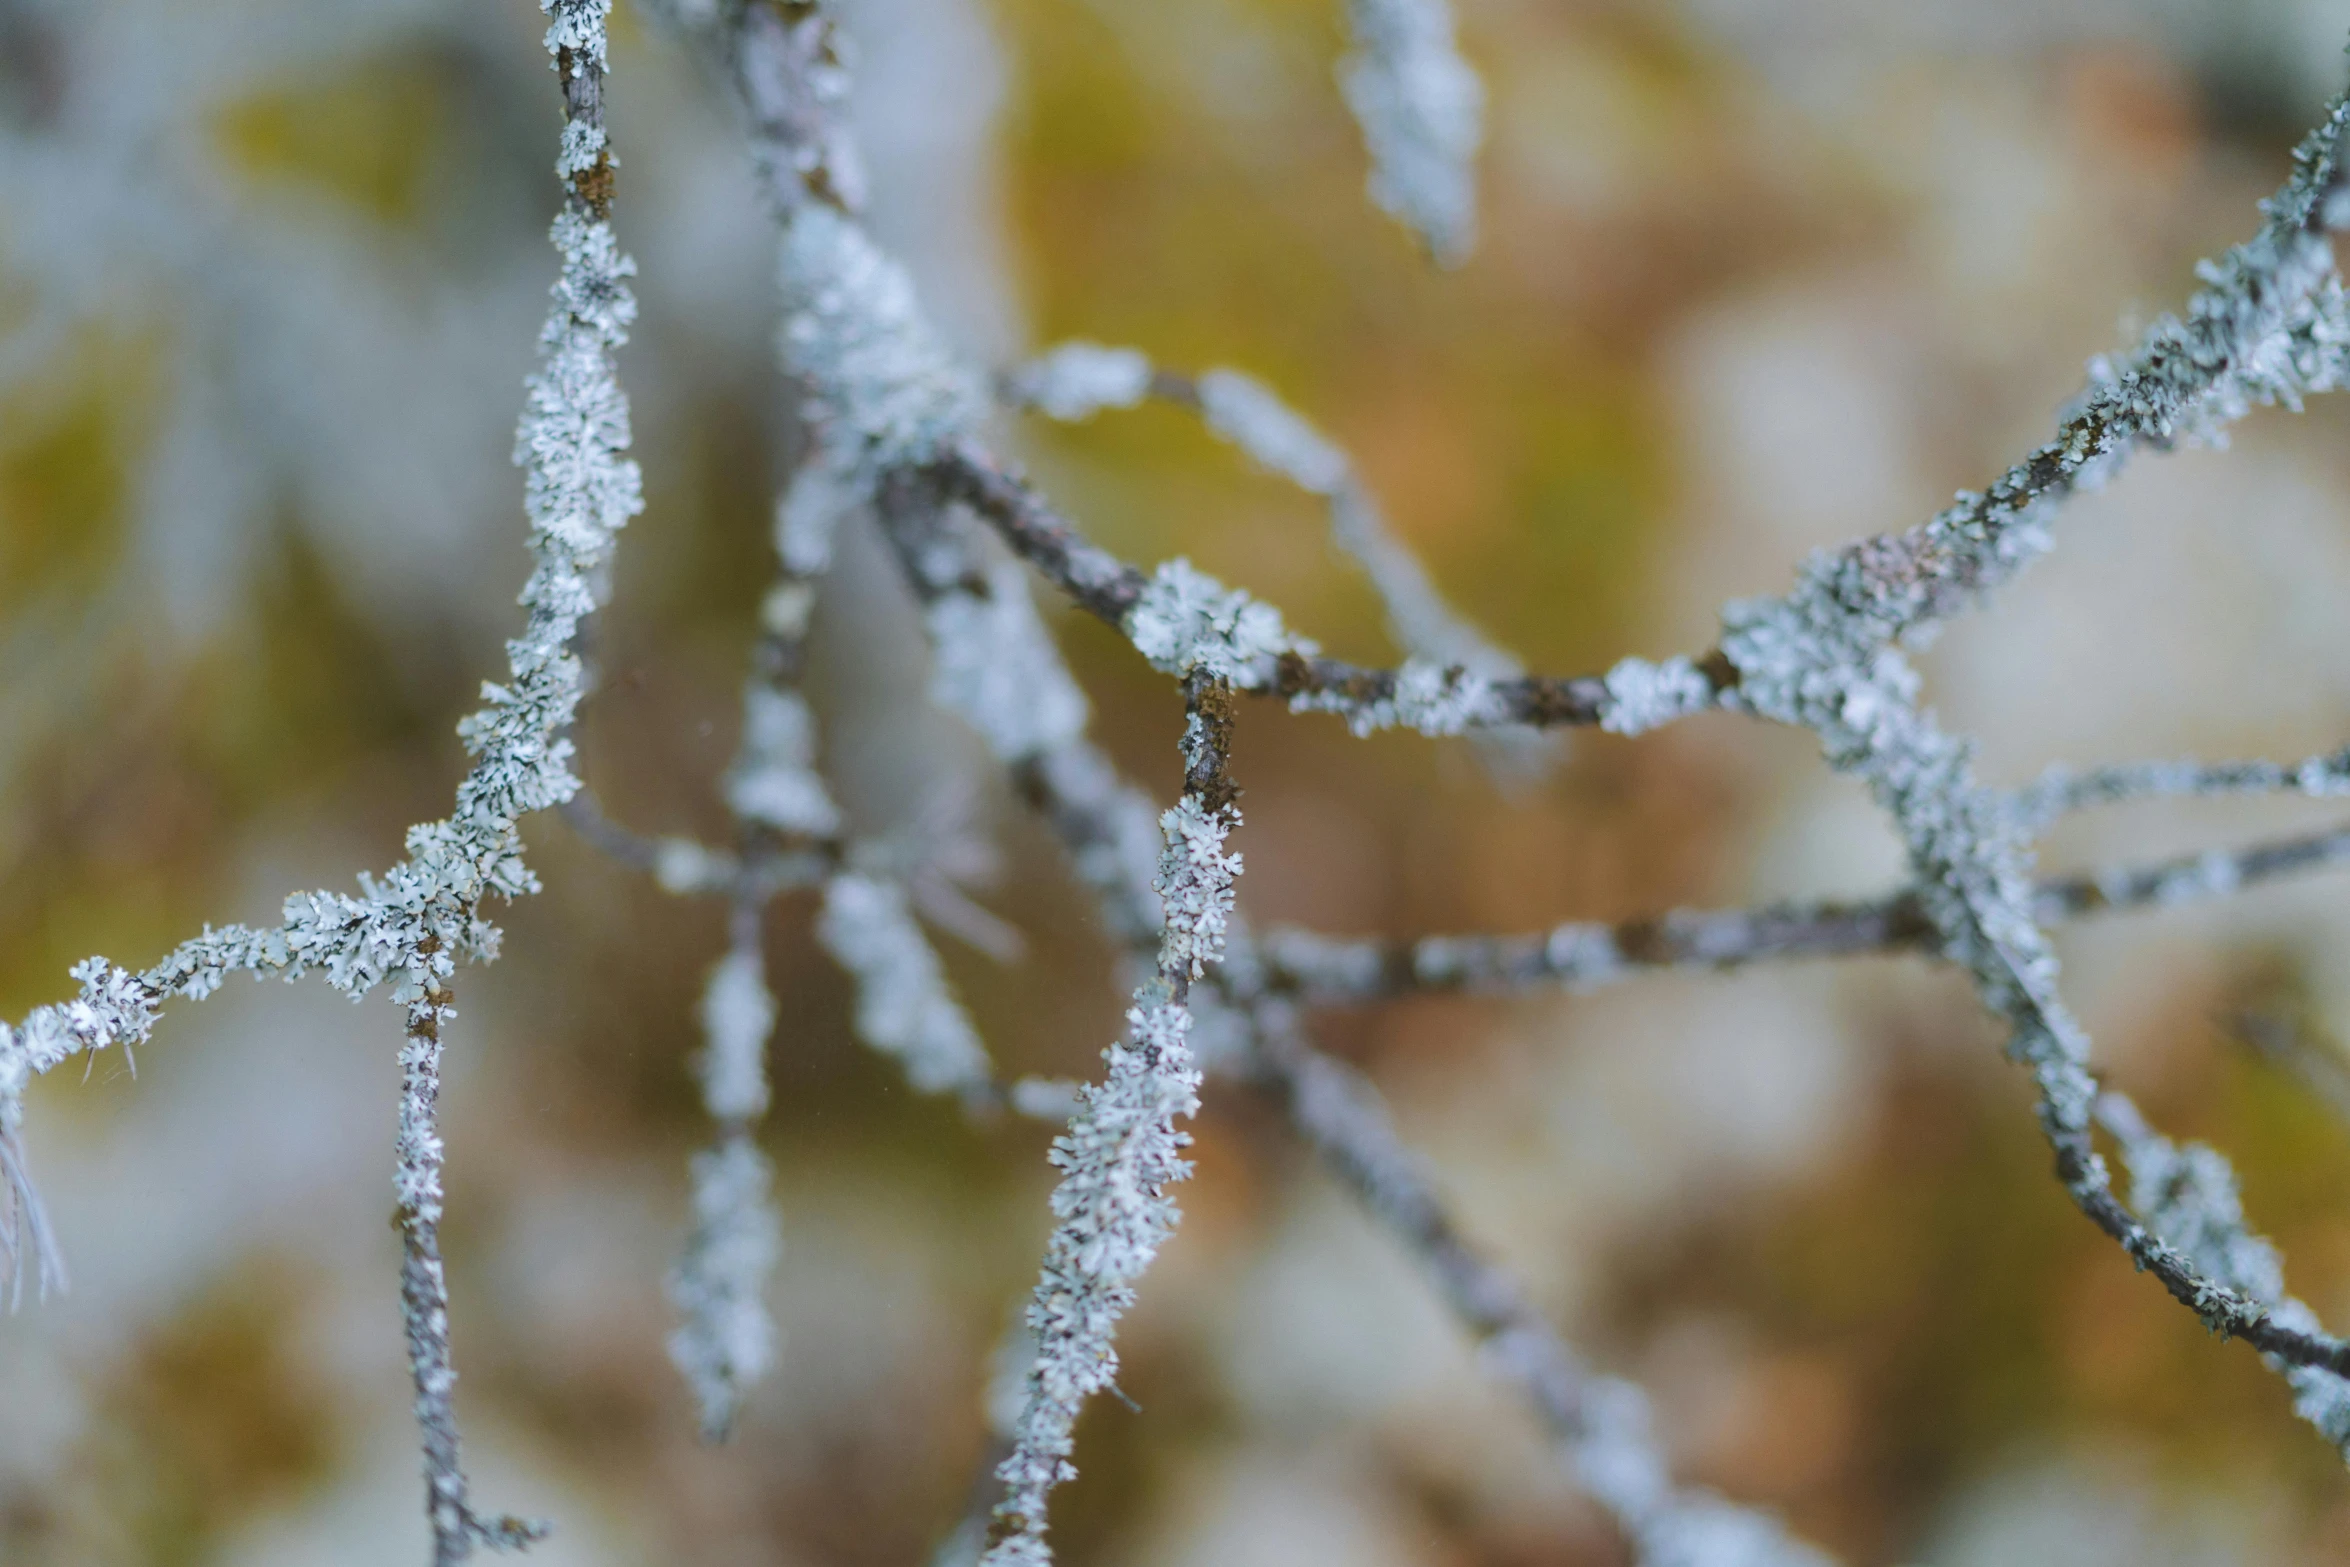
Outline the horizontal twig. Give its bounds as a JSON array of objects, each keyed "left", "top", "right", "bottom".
[{"left": 1260, "top": 818, "right": 2350, "bottom": 1005}]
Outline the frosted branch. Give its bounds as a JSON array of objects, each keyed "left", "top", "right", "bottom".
[
  {"left": 2098, "top": 1093, "right": 2350, "bottom": 1449},
  {"left": 667, "top": 1133, "right": 781, "bottom": 1439},
  {"left": 0, "top": 1, "right": 646, "bottom": 1549},
  {"left": 816, "top": 872, "right": 994, "bottom": 1100}
]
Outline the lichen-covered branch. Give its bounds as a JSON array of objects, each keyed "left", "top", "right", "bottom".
[
  {"left": 1716, "top": 99, "right": 2350, "bottom": 1414},
  {"left": 921, "top": 440, "right": 1734, "bottom": 736},
  {"left": 980, "top": 677, "right": 1239, "bottom": 1566},
  {"left": 2097, "top": 1093, "right": 2350, "bottom": 1445},
  {"left": 1, "top": 0, "right": 646, "bottom": 1550},
  {"left": 1005, "top": 346, "right": 1525, "bottom": 684},
  {"left": 1260, "top": 816, "right": 2350, "bottom": 1005},
  {"left": 2010, "top": 745, "right": 2350, "bottom": 832},
  {"left": 1006, "top": 345, "right": 1553, "bottom": 774},
  {"left": 666, "top": 900, "right": 784, "bottom": 1441}
]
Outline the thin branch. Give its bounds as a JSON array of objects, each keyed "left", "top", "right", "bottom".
[
  {"left": 1260, "top": 818, "right": 2350, "bottom": 1005},
  {"left": 666, "top": 896, "right": 784, "bottom": 1441},
  {"left": 1241, "top": 999, "right": 1830, "bottom": 1564},
  {"left": 2011, "top": 746, "right": 2350, "bottom": 832},
  {"left": 397, "top": 988, "right": 549, "bottom": 1560},
  {"left": 1715, "top": 97, "right": 2350, "bottom": 1418},
  {"left": 921, "top": 440, "right": 1736, "bottom": 736}
]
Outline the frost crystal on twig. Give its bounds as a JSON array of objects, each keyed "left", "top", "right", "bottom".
[{"left": 1338, "top": 0, "right": 1485, "bottom": 264}]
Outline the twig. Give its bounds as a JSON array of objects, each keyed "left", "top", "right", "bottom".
[
  {"left": 922, "top": 440, "right": 1738, "bottom": 736},
  {"left": 2011, "top": 747, "right": 2350, "bottom": 832},
  {"left": 1259, "top": 818, "right": 2350, "bottom": 1004},
  {"left": 1240, "top": 997, "right": 1829, "bottom": 1563}
]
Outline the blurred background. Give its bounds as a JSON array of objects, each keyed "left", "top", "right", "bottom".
[{"left": 6, "top": 0, "right": 2350, "bottom": 1561}]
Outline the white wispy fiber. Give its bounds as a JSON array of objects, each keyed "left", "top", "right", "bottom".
[
  {"left": 1338, "top": 0, "right": 1485, "bottom": 264},
  {"left": 667, "top": 1132, "right": 783, "bottom": 1440},
  {"left": 982, "top": 693, "right": 1239, "bottom": 1566},
  {"left": 816, "top": 872, "right": 993, "bottom": 1098}
]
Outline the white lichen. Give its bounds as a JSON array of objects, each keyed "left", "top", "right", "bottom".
[
  {"left": 776, "top": 203, "right": 982, "bottom": 473},
  {"left": 1123, "top": 560, "right": 1303, "bottom": 686},
  {"left": 1007, "top": 342, "right": 1153, "bottom": 421},
  {"left": 1338, "top": 0, "right": 1485, "bottom": 264},
  {"left": 816, "top": 872, "right": 993, "bottom": 1098},
  {"left": 695, "top": 946, "right": 778, "bottom": 1123},
  {"left": 1598, "top": 655, "right": 1714, "bottom": 736},
  {"left": 724, "top": 686, "right": 843, "bottom": 838},
  {"left": 926, "top": 565, "right": 1092, "bottom": 763},
  {"left": 983, "top": 700, "right": 1240, "bottom": 1566}
]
